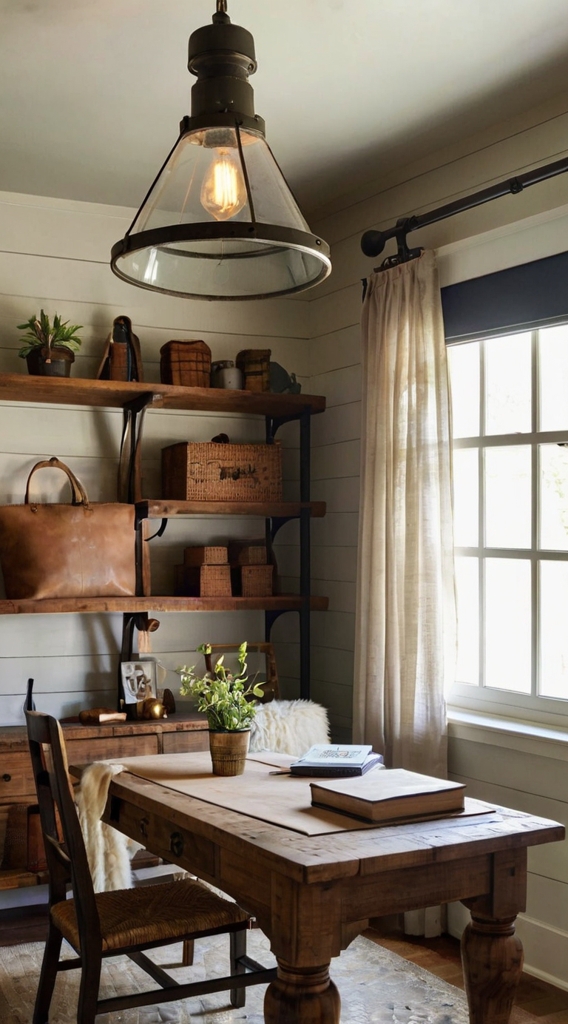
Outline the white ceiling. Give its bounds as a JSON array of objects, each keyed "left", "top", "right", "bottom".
[{"left": 3, "top": 0, "right": 568, "bottom": 222}]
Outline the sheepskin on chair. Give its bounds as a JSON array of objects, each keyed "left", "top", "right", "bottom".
[
  {"left": 75, "top": 761, "right": 140, "bottom": 892},
  {"left": 249, "top": 699, "right": 330, "bottom": 757}
]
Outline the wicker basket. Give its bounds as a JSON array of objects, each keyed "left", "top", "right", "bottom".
[
  {"left": 228, "top": 541, "right": 267, "bottom": 565},
  {"left": 236, "top": 349, "right": 271, "bottom": 392},
  {"left": 162, "top": 441, "right": 282, "bottom": 502},
  {"left": 184, "top": 546, "right": 228, "bottom": 566},
  {"left": 240, "top": 564, "right": 273, "bottom": 597},
  {"left": 160, "top": 340, "right": 211, "bottom": 387},
  {"left": 174, "top": 563, "right": 232, "bottom": 597}
]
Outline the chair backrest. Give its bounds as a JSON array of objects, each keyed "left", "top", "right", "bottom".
[
  {"left": 203, "top": 643, "right": 280, "bottom": 702},
  {"left": 25, "top": 710, "right": 100, "bottom": 942}
]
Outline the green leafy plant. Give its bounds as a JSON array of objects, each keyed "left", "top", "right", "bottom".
[
  {"left": 17, "top": 309, "right": 83, "bottom": 361},
  {"left": 176, "top": 642, "right": 264, "bottom": 731}
]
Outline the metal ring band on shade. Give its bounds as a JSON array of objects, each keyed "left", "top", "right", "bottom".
[{"left": 111, "top": 224, "right": 331, "bottom": 300}]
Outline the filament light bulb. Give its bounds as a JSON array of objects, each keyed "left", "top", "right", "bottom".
[{"left": 200, "top": 149, "right": 247, "bottom": 221}]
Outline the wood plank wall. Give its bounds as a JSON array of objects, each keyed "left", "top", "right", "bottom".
[{"left": 0, "top": 191, "right": 310, "bottom": 725}]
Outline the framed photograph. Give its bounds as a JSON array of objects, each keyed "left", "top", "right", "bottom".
[{"left": 120, "top": 659, "right": 158, "bottom": 705}]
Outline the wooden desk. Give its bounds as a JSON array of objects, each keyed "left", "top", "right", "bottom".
[{"left": 97, "top": 752, "right": 564, "bottom": 1024}]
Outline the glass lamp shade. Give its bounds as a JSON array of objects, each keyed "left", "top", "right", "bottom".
[{"left": 111, "top": 124, "right": 331, "bottom": 300}]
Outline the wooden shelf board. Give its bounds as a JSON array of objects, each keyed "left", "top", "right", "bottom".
[
  {"left": 0, "top": 374, "right": 325, "bottom": 416},
  {"left": 0, "top": 595, "right": 329, "bottom": 615},
  {"left": 137, "top": 499, "right": 326, "bottom": 519}
]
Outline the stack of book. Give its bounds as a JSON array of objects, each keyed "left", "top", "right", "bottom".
[{"left": 289, "top": 744, "right": 384, "bottom": 778}]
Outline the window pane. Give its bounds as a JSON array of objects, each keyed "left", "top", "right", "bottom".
[
  {"left": 453, "top": 448, "right": 478, "bottom": 547},
  {"left": 485, "top": 558, "right": 531, "bottom": 693},
  {"left": 539, "top": 561, "right": 568, "bottom": 699},
  {"left": 540, "top": 444, "right": 568, "bottom": 551},
  {"left": 539, "top": 324, "right": 568, "bottom": 432},
  {"left": 455, "top": 556, "right": 479, "bottom": 685},
  {"left": 485, "top": 446, "right": 531, "bottom": 548},
  {"left": 485, "top": 332, "right": 531, "bottom": 435},
  {"left": 448, "top": 342, "right": 480, "bottom": 438}
]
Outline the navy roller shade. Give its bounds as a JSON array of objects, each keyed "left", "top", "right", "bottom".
[{"left": 441, "top": 249, "right": 568, "bottom": 342}]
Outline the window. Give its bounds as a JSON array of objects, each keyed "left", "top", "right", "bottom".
[{"left": 448, "top": 324, "right": 568, "bottom": 725}]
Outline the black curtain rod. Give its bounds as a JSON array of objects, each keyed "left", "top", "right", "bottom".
[{"left": 360, "top": 154, "right": 568, "bottom": 261}]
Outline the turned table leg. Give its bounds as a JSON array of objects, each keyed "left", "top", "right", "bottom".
[
  {"left": 264, "top": 959, "right": 340, "bottom": 1024},
  {"left": 461, "top": 913, "right": 524, "bottom": 1024}
]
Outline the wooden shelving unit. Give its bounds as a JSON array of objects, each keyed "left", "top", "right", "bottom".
[{"left": 0, "top": 372, "right": 327, "bottom": 696}]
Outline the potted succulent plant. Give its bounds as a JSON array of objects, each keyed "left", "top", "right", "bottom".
[
  {"left": 176, "top": 642, "right": 264, "bottom": 776},
  {"left": 17, "top": 309, "right": 83, "bottom": 377}
]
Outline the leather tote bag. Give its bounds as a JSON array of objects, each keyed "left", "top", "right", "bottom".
[{"left": 0, "top": 457, "right": 137, "bottom": 600}]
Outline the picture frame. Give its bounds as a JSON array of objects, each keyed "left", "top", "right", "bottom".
[{"left": 120, "top": 658, "right": 158, "bottom": 705}]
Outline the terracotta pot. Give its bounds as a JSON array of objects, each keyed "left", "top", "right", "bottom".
[
  {"left": 26, "top": 346, "right": 75, "bottom": 377},
  {"left": 208, "top": 728, "right": 250, "bottom": 776}
]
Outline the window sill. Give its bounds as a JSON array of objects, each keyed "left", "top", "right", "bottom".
[{"left": 447, "top": 708, "right": 568, "bottom": 762}]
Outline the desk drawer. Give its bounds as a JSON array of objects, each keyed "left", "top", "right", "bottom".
[
  {"left": 162, "top": 730, "right": 209, "bottom": 754},
  {"left": 65, "top": 734, "right": 159, "bottom": 764},
  {"left": 0, "top": 753, "right": 35, "bottom": 803}
]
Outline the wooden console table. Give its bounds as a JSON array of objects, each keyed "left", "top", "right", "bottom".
[
  {"left": 0, "top": 714, "right": 207, "bottom": 891},
  {"left": 97, "top": 751, "right": 565, "bottom": 1024}
]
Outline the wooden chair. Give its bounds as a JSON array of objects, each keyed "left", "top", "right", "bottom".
[{"left": 25, "top": 710, "right": 276, "bottom": 1024}]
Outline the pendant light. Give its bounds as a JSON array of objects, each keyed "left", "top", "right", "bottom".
[{"left": 110, "top": 1, "right": 332, "bottom": 301}]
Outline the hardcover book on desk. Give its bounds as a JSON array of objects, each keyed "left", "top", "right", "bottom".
[
  {"left": 290, "top": 744, "right": 384, "bottom": 777},
  {"left": 310, "top": 768, "right": 466, "bottom": 823}
]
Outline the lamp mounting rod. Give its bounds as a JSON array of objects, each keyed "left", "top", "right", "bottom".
[{"left": 216, "top": 0, "right": 227, "bottom": 11}]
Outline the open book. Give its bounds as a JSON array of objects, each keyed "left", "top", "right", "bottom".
[
  {"left": 290, "top": 744, "right": 384, "bottom": 777},
  {"left": 310, "top": 768, "right": 465, "bottom": 822}
]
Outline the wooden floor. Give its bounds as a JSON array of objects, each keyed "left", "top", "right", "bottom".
[{"left": 1, "top": 906, "right": 567, "bottom": 1021}]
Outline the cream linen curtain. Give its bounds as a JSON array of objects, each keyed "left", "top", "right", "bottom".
[{"left": 353, "top": 250, "right": 456, "bottom": 780}]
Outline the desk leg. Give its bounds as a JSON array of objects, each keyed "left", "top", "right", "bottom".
[
  {"left": 461, "top": 913, "right": 523, "bottom": 1024},
  {"left": 264, "top": 959, "right": 340, "bottom": 1024}
]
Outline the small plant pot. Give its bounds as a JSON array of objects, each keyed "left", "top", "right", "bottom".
[
  {"left": 208, "top": 728, "right": 250, "bottom": 776},
  {"left": 26, "top": 346, "right": 75, "bottom": 377}
]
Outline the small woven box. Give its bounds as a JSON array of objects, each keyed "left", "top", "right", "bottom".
[
  {"left": 183, "top": 546, "right": 228, "bottom": 566},
  {"left": 240, "top": 564, "right": 273, "bottom": 597},
  {"left": 174, "top": 563, "right": 232, "bottom": 597},
  {"left": 160, "top": 340, "right": 211, "bottom": 387}
]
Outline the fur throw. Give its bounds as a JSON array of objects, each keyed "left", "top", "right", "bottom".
[
  {"left": 249, "top": 699, "right": 330, "bottom": 756},
  {"left": 75, "top": 762, "right": 138, "bottom": 892}
]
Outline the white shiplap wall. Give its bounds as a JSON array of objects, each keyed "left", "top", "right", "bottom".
[
  {"left": 0, "top": 190, "right": 312, "bottom": 725},
  {"left": 306, "top": 91, "right": 568, "bottom": 985}
]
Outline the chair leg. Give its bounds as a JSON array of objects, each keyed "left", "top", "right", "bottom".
[
  {"left": 182, "top": 938, "right": 195, "bottom": 966},
  {"left": 33, "top": 921, "right": 63, "bottom": 1024},
  {"left": 230, "top": 929, "right": 247, "bottom": 1008},
  {"left": 76, "top": 945, "right": 102, "bottom": 1024}
]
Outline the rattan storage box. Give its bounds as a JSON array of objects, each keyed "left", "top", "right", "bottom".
[
  {"left": 174, "top": 563, "right": 232, "bottom": 597},
  {"left": 183, "top": 545, "right": 228, "bottom": 566},
  {"left": 240, "top": 564, "right": 273, "bottom": 596},
  {"left": 162, "top": 441, "right": 282, "bottom": 502}
]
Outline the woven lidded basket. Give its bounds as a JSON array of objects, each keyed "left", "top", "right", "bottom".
[
  {"left": 240, "top": 564, "right": 273, "bottom": 597},
  {"left": 235, "top": 349, "right": 271, "bottom": 392},
  {"left": 162, "top": 441, "right": 282, "bottom": 502},
  {"left": 160, "top": 340, "right": 211, "bottom": 387}
]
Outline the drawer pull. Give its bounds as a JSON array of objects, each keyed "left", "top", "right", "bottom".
[
  {"left": 138, "top": 817, "right": 149, "bottom": 838},
  {"left": 170, "top": 832, "right": 184, "bottom": 857},
  {"left": 2, "top": 773, "right": 11, "bottom": 782}
]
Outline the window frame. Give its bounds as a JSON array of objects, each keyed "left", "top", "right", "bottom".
[{"left": 448, "top": 327, "right": 568, "bottom": 729}]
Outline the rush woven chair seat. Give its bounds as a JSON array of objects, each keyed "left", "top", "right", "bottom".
[{"left": 25, "top": 710, "right": 276, "bottom": 1024}]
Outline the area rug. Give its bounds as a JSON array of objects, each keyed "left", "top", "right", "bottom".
[{"left": 0, "top": 928, "right": 471, "bottom": 1024}]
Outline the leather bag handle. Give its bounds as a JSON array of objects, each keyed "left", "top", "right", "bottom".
[{"left": 25, "top": 457, "right": 90, "bottom": 507}]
